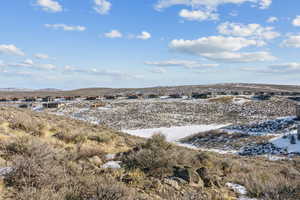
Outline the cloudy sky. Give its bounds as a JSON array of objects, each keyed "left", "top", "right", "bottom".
[{"left": 1, "top": 0, "right": 300, "bottom": 89}]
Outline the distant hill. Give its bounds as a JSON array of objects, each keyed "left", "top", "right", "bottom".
[{"left": 0, "top": 83, "right": 300, "bottom": 98}]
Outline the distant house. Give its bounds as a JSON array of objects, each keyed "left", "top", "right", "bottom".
[
  {"left": 288, "top": 97, "right": 300, "bottom": 102},
  {"left": 19, "top": 104, "right": 32, "bottom": 109},
  {"left": 25, "top": 97, "right": 36, "bottom": 102},
  {"left": 42, "top": 96, "right": 54, "bottom": 102},
  {"left": 147, "top": 94, "right": 159, "bottom": 99},
  {"left": 127, "top": 95, "right": 139, "bottom": 99},
  {"left": 253, "top": 95, "right": 271, "bottom": 101},
  {"left": 169, "top": 94, "right": 182, "bottom": 99},
  {"left": 64, "top": 96, "right": 75, "bottom": 101},
  {"left": 85, "top": 96, "right": 98, "bottom": 101},
  {"left": 11, "top": 97, "right": 19, "bottom": 101},
  {"left": 192, "top": 93, "right": 210, "bottom": 99},
  {"left": 104, "top": 95, "right": 116, "bottom": 100},
  {"left": 296, "top": 105, "right": 300, "bottom": 119},
  {"left": 216, "top": 91, "right": 227, "bottom": 95},
  {"left": 243, "top": 91, "right": 253, "bottom": 95},
  {"left": 230, "top": 91, "right": 240, "bottom": 96},
  {"left": 0, "top": 98, "right": 8, "bottom": 102},
  {"left": 43, "top": 102, "right": 61, "bottom": 109},
  {"left": 91, "top": 102, "right": 106, "bottom": 108}
]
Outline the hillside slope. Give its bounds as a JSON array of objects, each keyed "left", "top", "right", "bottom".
[{"left": 0, "top": 107, "right": 300, "bottom": 199}]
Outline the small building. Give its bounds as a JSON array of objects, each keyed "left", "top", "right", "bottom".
[
  {"left": 0, "top": 98, "right": 8, "bottom": 102},
  {"left": 19, "top": 104, "right": 32, "bottom": 109},
  {"left": 11, "top": 97, "right": 19, "bottom": 101},
  {"left": 192, "top": 93, "right": 210, "bottom": 99},
  {"left": 91, "top": 102, "right": 106, "bottom": 108},
  {"left": 169, "top": 93, "right": 182, "bottom": 99},
  {"left": 216, "top": 91, "right": 227, "bottom": 96},
  {"left": 85, "top": 96, "right": 98, "bottom": 101},
  {"left": 25, "top": 97, "right": 36, "bottom": 102},
  {"left": 296, "top": 105, "right": 300, "bottom": 119},
  {"left": 230, "top": 91, "right": 240, "bottom": 96},
  {"left": 43, "top": 102, "right": 61, "bottom": 109},
  {"left": 104, "top": 95, "right": 116, "bottom": 100},
  {"left": 253, "top": 94, "right": 271, "bottom": 101},
  {"left": 147, "top": 94, "right": 159, "bottom": 99},
  {"left": 243, "top": 91, "right": 253, "bottom": 95},
  {"left": 42, "top": 96, "right": 54, "bottom": 102},
  {"left": 64, "top": 96, "right": 75, "bottom": 101},
  {"left": 127, "top": 95, "right": 139, "bottom": 99}
]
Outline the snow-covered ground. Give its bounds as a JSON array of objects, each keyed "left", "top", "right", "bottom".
[
  {"left": 123, "top": 124, "right": 229, "bottom": 142},
  {"left": 226, "top": 183, "right": 257, "bottom": 200},
  {"left": 270, "top": 131, "right": 300, "bottom": 154}
]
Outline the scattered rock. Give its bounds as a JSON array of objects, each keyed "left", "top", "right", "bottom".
[{"left": 102, "top": 161, "right": 121, "bottom": 169}]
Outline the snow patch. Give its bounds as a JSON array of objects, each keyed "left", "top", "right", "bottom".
[
  {"left": 270, "top": 131, "right": 300, "bottom": 153},
  {"left": 226, "top": 183, "right": 257, "bottom": 200},
  {"left": 102, "top": 161, "right": 121, "bottom": 169},
  {"left": 123, "top": 124, "right": 228, "bottom": 142}
]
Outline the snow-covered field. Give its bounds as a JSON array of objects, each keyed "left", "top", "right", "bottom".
[
  {"left": 270, "top": 131, "right": 300, "bottom": 154},
  {"left": 123, "top": 124, "right": 229, "bottom": 142}
]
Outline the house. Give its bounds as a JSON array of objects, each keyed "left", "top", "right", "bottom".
[
  {"left": 243, "top": 91, "right": 253, "bottom": 95},
  {"left": 91, "top": 102, "right": 106, "bottom": 108},
  {"left": 169, "top": 93, "right": 182, "bottom": 99},
  {"left": 25, "top": 97, "right": 36, "bottom": 102},
  {"left": 43, "top": 102, "right": 61, "bottom": 109},
  {"left": 64, "top": 96, "right": 75, "bottom": 101},
  {"left": 42, "top": 96, "right": 54, "bottom": 102},
  {"left": 19, "top": 104, "right": 32, "bottom": 109},
  {"left": 230, "top": 91, "right": 240, "bottom": 96},
  {"left": 104, "top": 95, "right": 116, "bottom": 100},
  {"left": 253, "top": 94, "right": 271, "bottom": 101},
  {"left": 0, "top": 98, "right": 8, "bottom": 102},
  {"left": 147, "top": 94, "right": 159, "bottom": 99},
  {"left": 85, "top": 96, "right": 98, "bottom": 101},
  {"left": 127, "top": 95, "right": 139, "bottom": 99},
  {"left": 11, "top": 97, "right": 19, "bottom": 101},
  {"left": 192, "top": 93, "right": 210, "bottom": 99}
]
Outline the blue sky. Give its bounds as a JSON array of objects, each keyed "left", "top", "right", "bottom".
[{"left": 1, "top": 0, "right": 300, "bottom": 89}]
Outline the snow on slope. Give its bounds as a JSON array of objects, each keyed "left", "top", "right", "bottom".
[
  {"left": 270, "top": 131, "right": 300, "bottom": 153},
  {"left": 122, "top": 124, "right": 229, "bottom": 142}
]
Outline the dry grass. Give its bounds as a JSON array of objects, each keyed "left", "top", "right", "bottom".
[{"left": 1, "top": 107, "right": 300, "bottom": 199}]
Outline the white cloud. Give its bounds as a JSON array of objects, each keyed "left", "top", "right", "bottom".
[
  {"left": 201, "top": 51, "right": 276, "bottom": 63},
  {"left": 145, "top": 60, "right": 219, "bottom": 68},
  {"left": 281, "top": 34, "right": 300, "bottom": 48},
  {"left": 136, "top": 31, "right": 152, "bottom": 40},
  {"left": 45, "top": 24, "right": 86, "bottom": 31},
  {"left": 36, "top": 0, "right": 62, "bottom": 12},
  {"left": 0, "top": 44, "right": 25, "bottom": 56},
  {"left": 292, "top": 16, "right": 300, "bottom": 27},
  {"left": 259, "top": 0, "right": 272, "bottom": 9},
  {"left": 179, "top": 9, "right": 218, "bottom": 21},
  {"left": 169, "top": 36, "right": 264, "bottom": 55},
  {"left": 155, "top": 0, "right": 271, "bottom": 11},
  {"left": 104, "top": 30, "right": 123, "bottom": 38},
  {"left": 149, "top": 67, "right": 167, "bottom": 74},
  {"left": 94, "top": 0, "right": 111, "bottom": 15},
  {"left": 267, "top": 16, "right": 278, "bottom": 23},
  {"left": 246, "top": 63, "right": 300, "bottom": 74},
  {"left": 34, "top": 53, "right": 50, "bottom": 59},
  {"left": 38, "top": 64, "right": 57, "bottom": 70},
  {"left": 217, "top": 22, "right": 280, "bottom": 40},
  {"left": 7, "top": 59, "right": 56, "bottom": 70},
  {"left": 64, "top": 65, "right": 142, "bottom": 79}
]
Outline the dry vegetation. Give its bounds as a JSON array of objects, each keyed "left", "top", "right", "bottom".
[{"left": 0, "top": 107, "right": 300, "bottom": 199}]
